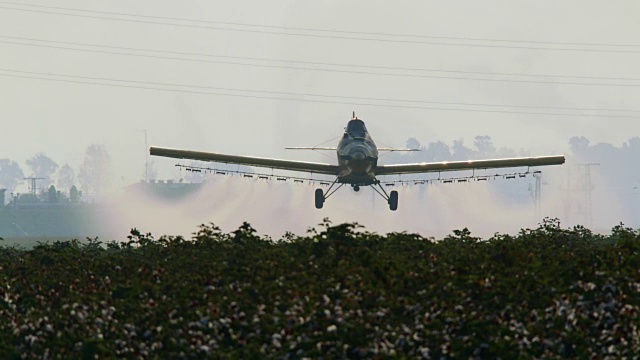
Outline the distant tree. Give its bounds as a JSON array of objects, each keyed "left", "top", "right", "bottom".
[
  {"left": 424, "top": 141, "right": 451, "bottom": 162},
  {"left": 625, "top": 137, "right": 640, "bottom": 152},
  {"left": 78, "top": 145, "right": 113, "bottom": 194},
  {"left": 57, "top": 164, "right": 75, "bottom": 191},
  {"left": 69, "top": 185, "right": 80, "bottom": 203},
  {"left": 0, "top": 159, "right": 25, "bottom": 193},
  {"left": 405, "top": 138, "right": 422, "bottom": 150},
  {"left": 26, "top": 153, "right": 58, "bottom": 188},
  {"left": 624, "top": 138, "right": 640, "bottom": 186},
  {"left": 494, "top": 147, "right": 518, "bottom": 158},
  {"left": 451, "top": 139, "right": 475, "bottom": 160},
  {"left": 569, "top": 136, "right": 590, "bottom": 156},
  {"left": 47, "top": 185, "right": 59, "bottom": 203},
  {"left": 517, "top": 148, "right": 532, "bottom": 157},
  {"left": 474, "top": 135, "right": 496, "bottom": 158}
]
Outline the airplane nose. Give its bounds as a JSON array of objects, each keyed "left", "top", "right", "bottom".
[
  {"left": 348, "top": 150, "right": 370, "bottom": 174},
  {"left": 352, "top": 151, "right": 366, "bottom": 161}
]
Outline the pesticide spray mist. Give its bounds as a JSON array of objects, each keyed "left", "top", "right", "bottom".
[{"left": 105, "top": 170, "right": 598, "bottom": 241}]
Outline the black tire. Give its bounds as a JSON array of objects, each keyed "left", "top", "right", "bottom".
[
  {"left": 388, "top": 190, "right": 398, "bottom": 211},
  {"left": 315, "top": 188, "right": 324, "bottom": 209}
]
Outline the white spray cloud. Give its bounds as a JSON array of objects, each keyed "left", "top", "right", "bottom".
[{"left": 107, "top": 172, "right": 578, "bottom": 240}]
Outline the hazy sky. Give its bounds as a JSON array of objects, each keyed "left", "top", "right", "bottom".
[{"left": 1, "top": 1, "right": 638, "bottom": 235}]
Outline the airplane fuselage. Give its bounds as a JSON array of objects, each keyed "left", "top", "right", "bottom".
[{"left": 336, "top": 119, "right": 379, "bottom": 185}]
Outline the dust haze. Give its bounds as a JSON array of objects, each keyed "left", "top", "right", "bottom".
[
  {"left": 109, "top": 176, "right": 539, "bottom": 239},
  {"left": 107, "top": 159, "right": 634, "bottom": 240}
]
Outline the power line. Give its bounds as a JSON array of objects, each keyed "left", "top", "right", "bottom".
[
  {"left": 2, "top": 69, "right": 640, "bottom": 119},
  {"left": 2, "top": 1, "right": 639, "bottom": 49},
  {"left": 1, "top": 5, "right": 640, "bottom": 54},
  {"left": 1, "top": 68, "right": 638, "bottom": 114},
  {"left": 2, "top": 35, "right": 639, "bottom": 83},
  {"left": 3, "top": 39, "right": 640, "bottom": 88}
]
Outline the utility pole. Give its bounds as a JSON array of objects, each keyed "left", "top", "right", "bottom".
[
  {"left": 564, "top": 163, "right": 600, "bottom": 227},
  {"left": 136, "top": 129, "right": 149, "bottom": 182},
  {"left": 564, "top": 165, "right": 572, "bottom": 223},
  {"left": 565, "top": 164, "right": 599, "bottom": 227},
  {"left": 24, "top": 177, "right": 45, "bottom": 196},
  {"left": 582, "top": 164, "right": 596, "bottom": 227}
]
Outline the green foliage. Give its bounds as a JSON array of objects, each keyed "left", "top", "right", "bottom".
[
  {"left": 0, "top": 159, "right": 24, "bottom": 193},
  {"left": 57, "top": 164, "right": 76, "bottom": 192},
  {"left": 0, "top": 221, "right": 639, "bottom": 358},
  {"left": 26, "top": 153, "right": 59, "bottom": 187},
  {"left": 78, "top": 144, "right": 112, "bottom": 194}
]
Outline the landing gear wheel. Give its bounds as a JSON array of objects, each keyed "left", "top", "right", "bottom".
[
  {"left": 388, "top": 190, "right": 398, "bottom": 211},
  {"left": 315, "top": 189, "right": 325, "bottom": 209},
  {"left": 353, "top": 185, "right": 360, "bottom": 192}
]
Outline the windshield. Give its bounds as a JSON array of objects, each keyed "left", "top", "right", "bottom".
[{"left": 347, "top": 120, "right": 367, "bottom": 137}]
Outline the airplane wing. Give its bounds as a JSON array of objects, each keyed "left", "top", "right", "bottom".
[
  {"left": 375, "top": 155, "right": 565, "bottom": 175},
  {"left": 284, "top": 147, "right": 337, "bottom": 151},
  {"left": 376, "top": 148, "right": 421, "bottom": 152},
  {"left": 150, "top": 147, "right": 340, "bottom": 175},
  {"left": 284, "top": 147, "right": 419, "bottom": 152}
]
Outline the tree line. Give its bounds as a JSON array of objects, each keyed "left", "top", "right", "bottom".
[{"left": 0, "top": 144, "right": 113, "bottom": 200}]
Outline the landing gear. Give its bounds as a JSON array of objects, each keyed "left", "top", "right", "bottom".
[
  {"left": 315, "top": 189, "right": 325, "bottom": 209},
  {"left": 314, "top": 178, "right": 399, "bottom": 211},
  {"left": 371, "top": 182, "right": 399, "bottom": 211},
  {"left": 315, "top": 179, "right": 344, "bottom": 210},
  {"left": 388, "top": 190, "right": 398, "bottom": 211}
]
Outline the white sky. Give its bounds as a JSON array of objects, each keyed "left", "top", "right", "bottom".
[{"left": 0, "top": 1, "right": 638, "bottom": 235}]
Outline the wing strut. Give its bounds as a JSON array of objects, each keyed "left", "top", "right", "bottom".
[{"left": 323, "top": 178, "right": 344, "bottom": 200}]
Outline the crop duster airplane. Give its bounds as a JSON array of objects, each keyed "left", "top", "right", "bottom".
[{"left": 150, "top": 113, "right": 565, "bottom": 211}]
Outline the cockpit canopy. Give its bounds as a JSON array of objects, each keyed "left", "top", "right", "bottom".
[{"left": 346, "top": 119, "right": 367, "bottom": 138}]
